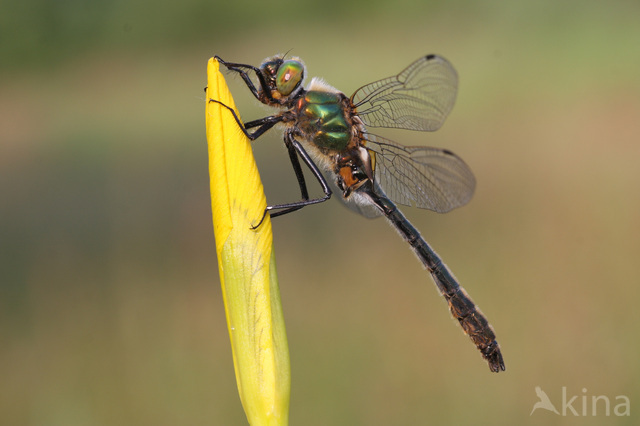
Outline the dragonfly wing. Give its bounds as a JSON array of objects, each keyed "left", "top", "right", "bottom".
[
  {"left": 351, "top": 55, "right": 458, "bottom": 132},
  {"left": 365, "top": 133, "right": 475, "bottom": 213}
]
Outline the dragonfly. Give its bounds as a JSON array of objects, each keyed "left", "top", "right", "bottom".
[{"left": 210, "top": 53, "right": 505, "bottom": 372}]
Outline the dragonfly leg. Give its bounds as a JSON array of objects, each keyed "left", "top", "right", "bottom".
[
  {"left": 278, "top": 132, "right": 310, "bottom": 205},
  {"left": 208, "top": 99, "right": 282, "bottom": 140},
  {"left": 251, "top": 130, "right": 332, "bottom": 229},
  {"left": 214, "top": 56, "right": 275, "bottom": 103}
]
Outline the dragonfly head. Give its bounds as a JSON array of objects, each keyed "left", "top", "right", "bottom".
[{"left": 260, "top": 55, "right": 305, "bottom": 103}]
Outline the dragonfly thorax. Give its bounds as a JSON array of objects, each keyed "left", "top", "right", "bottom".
[{"left": 293, "top": 89, "right": 354, "bottom": 152}]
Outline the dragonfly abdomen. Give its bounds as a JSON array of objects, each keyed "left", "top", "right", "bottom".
[
  {"left": 366, "top": 188, "right": 505, "bottom": 372},
  {"left": 442, "top": 286, "right": 504, "bottom": 372}
]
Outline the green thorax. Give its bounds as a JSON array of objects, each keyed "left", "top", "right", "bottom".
[{"left": 295, "top": 90, "right": 351, "bottom": 151}]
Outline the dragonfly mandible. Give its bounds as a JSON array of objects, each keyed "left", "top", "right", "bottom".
[{"left": 210, "top": 53, "right": 505, "bottom": 372}]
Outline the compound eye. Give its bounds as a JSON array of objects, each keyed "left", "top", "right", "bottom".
[{"left": 275, "top": 60, "right": 304, "bottom": 96}]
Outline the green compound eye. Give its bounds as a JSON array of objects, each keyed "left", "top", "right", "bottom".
[{"left": 275, "top": 60, "right": 304, "bottom": 96}]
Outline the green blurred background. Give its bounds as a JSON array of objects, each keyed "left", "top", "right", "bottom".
[{"left": 2, "top": 0, "right": 639, "bottom": 424}]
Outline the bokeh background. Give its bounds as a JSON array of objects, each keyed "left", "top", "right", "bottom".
[{"left": 2, "top": 0, "right": 639, "bottom": 424}]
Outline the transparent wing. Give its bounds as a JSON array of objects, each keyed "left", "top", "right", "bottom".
[
  {"left": 351, "top": 55, "right": 458, "bottom": 132},
  {"left": 364, "top": 133, "right": 475, "bottom": 213}
]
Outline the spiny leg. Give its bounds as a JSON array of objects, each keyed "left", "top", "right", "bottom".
[
  {"left": 214, "top": 56, "right": 275, "bottom": 103},
  {"left": 271, "top": 135, "right": 310, "bottom": 215},
  {"left": 208, "top": 99, "right": 282, "bottom": 140},
  {"left": 209, "top": 100, "right": 330, "bottom": 228},
  {"left": 251, "top": 130, "right": 332, "bottom": 228}
]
